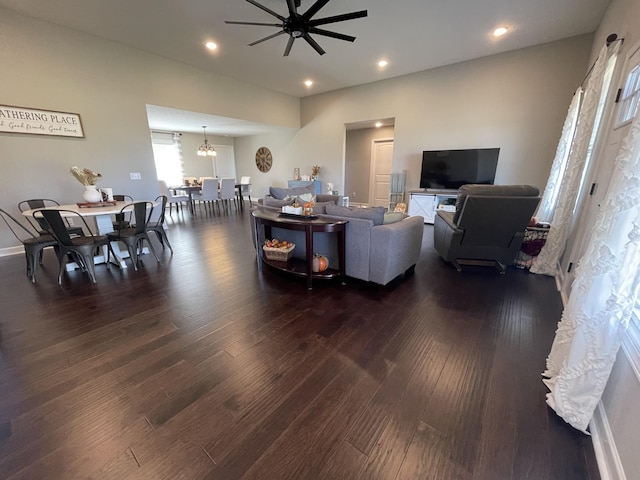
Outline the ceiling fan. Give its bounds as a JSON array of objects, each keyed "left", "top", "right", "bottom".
[{"left": 225, "top": 0, "right": 368, "bottom": 56}]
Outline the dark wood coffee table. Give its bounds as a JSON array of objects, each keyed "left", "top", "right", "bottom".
[{"left": 252, "top": 210, "right": 348, "bottom": 289}]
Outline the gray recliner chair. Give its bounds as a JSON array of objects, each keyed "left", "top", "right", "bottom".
[{"left": 434, "top": 184, "right": 540, "bottom": 273}]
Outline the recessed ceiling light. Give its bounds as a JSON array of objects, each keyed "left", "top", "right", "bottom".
[
  {"left": 493, "top": 27, "right": 509, "bottom": 37},
  {"left": 375, "top": 122, "right": 382, "bottom": 128},
  {"left": 205, "top": 41, "right": 218, "bottom": 50},
  {"left": 377, "top": 60, "right": 388, "bottom": 68},
  {"left": 304, "top": 80, "right": 313, "bottom": 87}
]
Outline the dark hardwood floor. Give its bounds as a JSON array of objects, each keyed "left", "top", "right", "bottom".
[{"left": 0, "top": 205, "right": 600, "bottom": 479}]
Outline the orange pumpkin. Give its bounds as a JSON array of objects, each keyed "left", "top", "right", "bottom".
[{"left": 312, "top": 254, "right": 328, "bottom": 272}]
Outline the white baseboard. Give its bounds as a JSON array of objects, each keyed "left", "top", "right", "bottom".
[
  {"left": 590, "top": 402, "right": 627, "bottom": 480},
  {"left": 0, "top": 246, "right": 24, "bottom": 257}
]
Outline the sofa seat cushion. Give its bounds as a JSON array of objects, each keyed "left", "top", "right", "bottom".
[
  {"left": 269, "top": 184, "right": 315, "bottom": 200},
  {"left": 326, "top": 204, "right": 385, "bottom": 226},
  {"left": 454, "top": 184, "right": 540, "bottom": 223}
]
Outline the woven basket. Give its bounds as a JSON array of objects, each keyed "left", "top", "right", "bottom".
[{"left": 263, "top": 243, "right": 295, "bottom": 261}]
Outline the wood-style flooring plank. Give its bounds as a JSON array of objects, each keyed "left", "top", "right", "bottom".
[{"left": 0, "top": 209, "right": 601, "bottom": 480}]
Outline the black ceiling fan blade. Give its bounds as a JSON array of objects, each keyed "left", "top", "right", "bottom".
[
  {"left": 309, "top": 27, "right": 356, "bottom": 42},
  {"left": 283, "top": 36, "right": 295, "bottom": 56},
  {"left": 249, "top": 30, "right": 286, "bottom": 46},
  {"left": 310, "top": 10, "right": 368, "bottom": 27},
  {"left": 286, "top": 0, "right": 298, "bottom": 16},
  {"left": 225, "top": 21, "right": 283, "bottom": 27},
  {"left": 302, "top": 0, "right": 331, "bottom": 20},
  {"left": 245, "top": 0, "right": 286, "bottom": 21},
  {"left": 303, "top": 33, "right": 326, "bottom": 56}
]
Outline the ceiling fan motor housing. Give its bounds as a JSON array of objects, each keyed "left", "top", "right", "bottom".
[{"left": 284, "top": 14, "right": 307, "bottom": 38}]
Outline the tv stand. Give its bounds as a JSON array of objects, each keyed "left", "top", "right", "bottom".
[{"left": 409, "top": 189, "right": 458, "bottom": 224}]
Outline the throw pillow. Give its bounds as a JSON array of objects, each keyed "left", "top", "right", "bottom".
[
  {"left": 263, "top": 196, "right": 294, "bottom": 208},
  {"left": 383, "top": 212, "right": 404, "bottom": 224},
  {"left": 325, "top": 204, "right": 385, "bottom": 225},
  {"left": 312, "top": 201, "right": 334, "bottom": 214},
  {"left": 269, "top": 184, "right": 315, "bottom": 200},
  {"left": 297, "top": 193, "right": 315, "bottom": 204}
]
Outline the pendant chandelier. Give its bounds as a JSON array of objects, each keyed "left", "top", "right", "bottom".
[{"left": 197, "top": 126, "right": 217, "bottom": 157}]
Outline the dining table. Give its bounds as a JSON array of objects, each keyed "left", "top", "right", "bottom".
[
  {"left": 169, "top": 184, "right": 201, "bottom": 214},
  {"left": 21, "top": 200, "right": 155, "bottom": 270},
  {"left": 170, "top": 182, "right": 250, "bottom": 213}
]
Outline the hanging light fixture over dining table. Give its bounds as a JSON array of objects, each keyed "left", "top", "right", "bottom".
[{"left": 197, "top": 126, "right": 217, "bottom": 157}]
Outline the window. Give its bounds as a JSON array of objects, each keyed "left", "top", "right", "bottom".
[
  {"left": 616, "top": 64, "right": 640, "bottom": 127},
  {"left": 151, "top": 132, "right": 183, "bottom": 186},
  {"left": 573, "top": 54, "right": 619, "bottom": 214}
]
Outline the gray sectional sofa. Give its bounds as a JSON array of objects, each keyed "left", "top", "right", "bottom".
[{"left": 253, "top": 184, "right": 425, "bottom": 286}]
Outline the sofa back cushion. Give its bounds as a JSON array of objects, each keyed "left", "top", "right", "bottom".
[
  {"left": 326, "top": 204, "right": 385, "bottom": 226},
  {"left": 453, "top": 184, "right": 540, "bottom": 223}
]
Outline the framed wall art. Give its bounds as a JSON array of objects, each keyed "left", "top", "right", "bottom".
[{"left": 0, "top": 105, "right": 84, "bottom": 138}]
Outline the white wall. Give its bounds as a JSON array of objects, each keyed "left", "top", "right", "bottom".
[{"left": 0, "top": 8, "right": 299, "bottom": 250}]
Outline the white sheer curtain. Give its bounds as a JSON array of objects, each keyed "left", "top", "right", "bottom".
[
  {"left": 531, "top": 43, "right": 620, "bottom": 275},
  {"left": 535, "top": 88, "right": 582, "bottom": 223},
  {"left": 543, "top": 109, "right": 640, "bottom": 433},
  {"left": 151, "top": 132, "right": 184, "bottom": 186}
]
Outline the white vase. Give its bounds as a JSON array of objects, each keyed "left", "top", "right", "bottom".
[{"left": 82, "top": 185, "right": 102, "bottom": 203}]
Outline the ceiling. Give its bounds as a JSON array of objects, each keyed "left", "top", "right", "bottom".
[{"left": 1, "top": 0, "right": 611, "bottom": 136}]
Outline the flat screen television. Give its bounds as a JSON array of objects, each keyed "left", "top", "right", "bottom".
[{"left": 420, "top": 148, "right": 500, "bottom": 190}]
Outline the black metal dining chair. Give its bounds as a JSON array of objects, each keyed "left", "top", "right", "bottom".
[
  {"left": 112, "top": 194, "right": 134, "bottom": 230},
  {"left": 37, "top": 209, "right": 116, "bottom": 285},
  {"left": 0, "top": 208, "right": 59, "bottom": 284},
  {"left": 107, "top": 202, "right": 160, "bottom": 270},
  {"left": 146, "top": 195, "right": 173, "bottom": 253},
  {"left": 18, "top": 199, "right": 85, "bottom": 237}
]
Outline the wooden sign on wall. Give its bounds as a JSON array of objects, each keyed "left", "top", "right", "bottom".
[{"left": 0, "top": 105, "right": 84, "bottom": 138}]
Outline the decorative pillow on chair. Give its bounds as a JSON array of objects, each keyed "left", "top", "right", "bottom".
[{"left": 383, "top": 212, "right": 404, "bottom": 224}]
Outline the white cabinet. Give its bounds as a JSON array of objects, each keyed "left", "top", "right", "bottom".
[
  {"left": 409, "top": 190, "right": 458, "bottom": 224},
  {"left": 409, "top": 192, "right": 436, "bottom": 223}
]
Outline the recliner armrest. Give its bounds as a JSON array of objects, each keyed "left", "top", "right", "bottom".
[{"left": 436, "top": 210, "right": 459, "bottom": 230}]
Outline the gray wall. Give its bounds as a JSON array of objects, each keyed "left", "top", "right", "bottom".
[
  {"left": 345, "top": 126, "right": 395, "bottom": 204},
  {"left": 0, "top": 8, "right": 299, "bottom": 250},
  {"left": 235, "top": 35, "right": 592, "bottom": 208},
  {"left": 180, "top": 133, "right": 235, "bottom": 179}
]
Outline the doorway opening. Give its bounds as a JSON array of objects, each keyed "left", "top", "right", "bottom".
[{"left": 344, "top": 118, "right": 395, "bottom": 207}]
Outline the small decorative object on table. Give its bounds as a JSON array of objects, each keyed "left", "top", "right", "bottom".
[
  {"left": 303, "top": 202, "right": 315, "bottom": 216},
  {"left": 312, "top": 253, "right": 329, "bottom": 272},
  {"left": 282, "top": 205, "right": 303, "bottom": 215},
  {"left": 293, "top": 168, "right": 301, "bottom": 181},
  {"left": 311, "top": 165, "right": 320, "bottom": 181},
  {"left": 263, "top": 239, "right": 295, "bottom": 261},
  {"left": 70, "top": 166, "right": 102, "bottom": 203}
]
